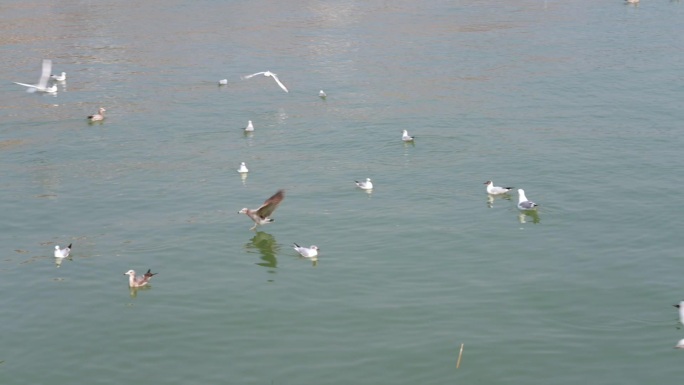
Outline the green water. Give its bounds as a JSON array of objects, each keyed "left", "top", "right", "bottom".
[{"left": 1, "top": 0, "right": 683, "bottom": 384}]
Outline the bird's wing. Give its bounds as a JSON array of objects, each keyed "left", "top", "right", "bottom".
[
  {"left": 242, "top": 72, "right": 266, "bottom": 80},
  {"left": 270, "top": 73, "right": 289, "bottom": 93},
  {"left": 13, "top": 82, "right": 38, "bottom": 89},
  {"left": 137, "top": 269, "right": 156, "bottom": 284},
  {"left": 256, "top": 189, "right": 285, "bottom": 219},
  {"left": 37, "top": 59, "right": 52, "bottom": 89}
]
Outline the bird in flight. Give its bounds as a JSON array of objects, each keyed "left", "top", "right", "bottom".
[
  {"left": 238, "top": 189, "right": 285, "bottom": 230},
  {"left": 13, "top": 59, "right": 57, "bottom": 94},
  {"left": 242, "top": 71, "right": 289, "bottom": 93}
]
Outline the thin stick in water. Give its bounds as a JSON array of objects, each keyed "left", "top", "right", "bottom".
[{"left": 456, "top": 343, "right": 464, "bottom": 368}]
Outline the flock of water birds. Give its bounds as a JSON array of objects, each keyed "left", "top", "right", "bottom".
[
  {"left": 18, "top": 57, "right": 543, "bottom": 290},
  {"left": 17, "top": 48, "right": 683, "bottom": 351},
  {"left": 14, "top": 60, "right": 337, "bottom": 287},
  {"left": 12, "top": 59, "right": 106, "bottom": 121}
]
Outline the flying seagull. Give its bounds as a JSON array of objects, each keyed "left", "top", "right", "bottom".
[
  {"left": 54, "top": 243, "right": 72, "bottom": 259},
  {"left": 355, "top": 178, "right": 373, "bottom": 190},
  {"left": 238, "top": 189, "right": 285, "bottom": 230},
  {"left": 293, "top": 243, "right": 319, "bottom": 258},
  {"left": 484, "top": 181, "right": 514, "bottom": 195},
  {"left": 517, "top": 189, "right": 538, "bottom": 210},
  {"left": 13, "top": 59, "right": 57, "bottom": 93},
  {"left": 242, "top": 71, "right": 289, "bottom": 93},
  {"left": 88, "top": 107, "right": 106, "bottom": 122},
  {"left": 124, "top": 269, "right": 157, "bottom": 288}
]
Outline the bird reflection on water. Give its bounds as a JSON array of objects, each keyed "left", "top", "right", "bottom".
[
  {"left": 518, "top": 210, "right": 540, "bottom": 224},
  {"left": 486, "top": 193, "right": 512, "bottom": 208},
  {"left": 128, "top": 285, "right": 151, "bottom": 298},
  {"left": 245, "top": 231, "right": 280, "bottom": 270}
]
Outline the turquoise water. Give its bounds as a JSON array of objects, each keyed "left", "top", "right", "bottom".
[{"left": 1, "top": 0, "right": 683, "bottom": 384}]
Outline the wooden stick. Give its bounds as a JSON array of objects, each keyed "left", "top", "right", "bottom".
[{"left": 456, "top": 343, "right": 464, "bottom": 368}]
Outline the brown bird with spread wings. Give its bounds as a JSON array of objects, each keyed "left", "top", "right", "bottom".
[{"left": 238, "top": 189, "right": 285, "bottom": 230}]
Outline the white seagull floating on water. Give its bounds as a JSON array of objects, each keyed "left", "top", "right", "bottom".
[
  {"left": 218, "top": 79, "right": 228, "bottom": 85},
  {"left": 242, "top": 71, "right": 289, "bottom": 93},
  {"left": 237, "top": 162, "right": 249, "bottom": 173},
  {"left": 124, "top": 269, "right": 157, "bottom": 288},
  {"left": 517, "top": 189, "right": 538, "bottom": 210},
  {"left": 675, "top": 339, "right": 684, "bottom": 349},
  {"left": 319, "top": 90, "right": 326, "bottom": 99},
  {"left": 54, "top": 243, "right": 72, "bottom": 259},
  {"left": 484, "top": 180, "right": 514, "bottom": 195},
  {"left": 88, "top": 107, "right": 106, "bottom": 122},
  {"left": 50, "top": 72, "right": 66, "bottom": 82},
  {"left": 401, "top": 130, "right": 415, "bottom": 142},
  {"left": 355, "top": 178, "right": 373, "bottom": 190},
  {"left": 244, "top": 120, "right": 254, "bottom": 132},
  {"left": 13, "top": 59, "right": 57, "bottom": 94},
  {"left": 238, "top": 189, "right": 285, "bottom": 230},
  {"left": 293, "top": 243, "right": 319, "bottom": 258}
]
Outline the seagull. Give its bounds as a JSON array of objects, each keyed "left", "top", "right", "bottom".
[
  {"left": 673, "top": 301, "right": 684, "bottom": 325},
  {"left": 238, "top": 189, "right": 285, "bottom": 230},
  {"left": 484, "top": 181, "right": 514, "bottom": 195},
  {"left": 626, "top": 0, "right": 639, "bottom": 3},
  {"left": 237, "top": 162, "right": 249, "bottom": 173},
  {"left": 13, "top": 59, "right": 57, "bottom": 93},
  {"left": 676, "top": 339, "right": 684, "bottom": 349},
  {"left": 401, "top": 130, "right": 415, "bottom": 142},
  {"left": 218, "top": 79, "right": 228, "bottom": 85},
  {"left": 242, "top": 71, "right": 289, "bottom": 93},
  {"left": 54, "top": 243, "right": 72, "bottom": 259},
  {"left": 293, "top": 243, "right": 319, "bottom": 258},
  {"left": 50, "top": 72, "right": 66, "bottom": 82},
  {"left": 124, "top": 269, "right": 157, "bottom": 288},
  {"left": 244, "top": 120, "right": 254, "bottom": 132},
  {"left": 355, "top": 178, "right": 373, "bottom": 190},
  {"left": 319, "top": 90, "right": 327, "bottom": 99},
  {"left": 517, "top": 189, "right": 538, "bottom": 210},
  {"left": 88, "top": 107, "right": 106, "bottom": 122}
]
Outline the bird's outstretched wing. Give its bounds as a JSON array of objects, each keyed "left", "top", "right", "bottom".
[
  {"left": 256, "top": 189, "right": 285, "bottom": 219},
  {"left": 13, "top": 82, "right": 38, "bottom": 89},
  {"left": 37, "top": 59, "right": 52, "bottom": 90},
  {"left": 270, "top": 73, "right": 289, "bottom": 93},
  {"left": 242, "top": 71, "right": 267, "bottom": 80},
  {"left": 138, "top": 269, "right": 157, "bottom": 285}
]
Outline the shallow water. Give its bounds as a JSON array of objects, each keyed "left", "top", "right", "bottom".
[{"left": 1, "top": 0, "right": 683, "bottom": 384}]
